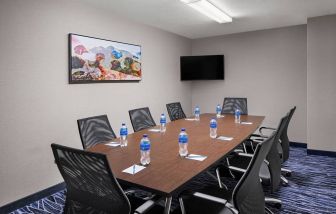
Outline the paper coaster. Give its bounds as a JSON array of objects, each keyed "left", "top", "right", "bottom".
[{"left": 122, "top": 164, "right": 146, "bottom": 175}]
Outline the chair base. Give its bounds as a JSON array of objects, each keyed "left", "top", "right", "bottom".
[
  {"left": 281, "top": 175, "right": 289, "bottom": 186},
  {"left": 265, "top": 197, "right": 282, "bottom": 209},
  {"left": 281, "top": 167, "right": 292, "bottom": 177}
]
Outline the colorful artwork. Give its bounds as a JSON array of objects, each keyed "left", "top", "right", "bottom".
[{"left": 69, "top": 34, "right": 141, "bottom": 83}]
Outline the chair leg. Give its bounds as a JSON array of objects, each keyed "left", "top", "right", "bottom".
[
  {"left": 265, "top": 206, "right": 274, "bottom": 214},
  {"left": 179, "top": 197, "right": 186, "bottom": 214},
  {"left": 265, "top": 197, "right": 282, "bottom": 209},
  {"left": 281, "top": 175, "right": 289, "bottom": 186},
  {"left": 206, "top": 171, "right": 228, "bottom": 190},
  {"left": 281, "top": 167, "right": 292, "bottom": 177},
  {"left": 164, "top": 196, "right": 172, "bottom": 214}
]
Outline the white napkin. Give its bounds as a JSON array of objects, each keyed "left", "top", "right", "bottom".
[
  {"left": 122, "top": 164, "right": 146, "bottom": 175},
  {"left": 186, "top": 154, "right": 207, "bottom": 161},
  {"left": 148, "top": 128, "right": 161, "bottom": 132},
  {"left": 217, "top": 136, "right": 233, "bottom": 141},
  {"left": 105, "top": 142, "right": 120, "bottom": 147},
  {"left": 241, "top": 122, "right": 253, "bottom": 125},
  {"left": 185, "top": 118, "right": 196, "bottom": 121},
  {"left": 216, "top": 115, "right": 225, "bottom": 118}
]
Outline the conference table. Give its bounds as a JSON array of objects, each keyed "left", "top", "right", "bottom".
[{"left": 89, "top": 113, "right": 264, "bottom": 213}]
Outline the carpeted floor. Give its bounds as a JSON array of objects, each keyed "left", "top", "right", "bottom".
[{"left": 9, "top": 147, "right": 336, "bottom": 214}]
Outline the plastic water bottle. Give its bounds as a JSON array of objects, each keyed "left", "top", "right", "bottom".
[
  {"left": 160, "top": 113, "right": 166, "bottom": 133},
  {"left": 194, "top": 106, "right": 200, "bottom": 121},
  {"left": 178, "top": 128, "right": 189, "bottom": 157},
  {"left": 235, "top": 109, "right": 241, "bottom": 123},
  {"left": 140, "top": 134, "right": 151, "bottom": 165},
  {"left": 216, "top": 104, "right": 222, "bottom": 118},
  {"left": 210, "top": 118, "right": 217, "bottom": 138},
  {"left": 120, "top": 123, "right": 128, "bottom": 147}
]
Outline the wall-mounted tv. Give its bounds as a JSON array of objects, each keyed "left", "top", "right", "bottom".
[{"left": 180, "top": 55, "right": 224, "bottom": 81}]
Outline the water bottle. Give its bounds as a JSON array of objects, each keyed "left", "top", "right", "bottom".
[
  {"left": 178, "top": 128, "right": 188, "bottom": 157},
  {"left": 160, "top": 113, "right": 166, "bottom": 133},
  {"left": 140, "top": 134, "right": 151, "bottom": 165},
  {"left": 120, "top": 123, "right": 128, "bottom": 147},
  {"left": 194, "top": 106, "right": 200, "bottom": 121},
  {"left": 235, "top": 109, "right": 241, "bottom": 123},
  {"left": 210, "top": 118, "right": 217, "bottom": 139},
  {"left": 216, "top": 104, "right": 222, "bottom": 118}
]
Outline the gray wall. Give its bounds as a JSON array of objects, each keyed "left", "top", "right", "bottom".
[
  {"left": 191, "top": 25, "right": 307, "bottom": 143},
  {"left": 0, "top": 0, "right": 192, "bottom": 205},
  {"left": 307, "top": 15, "right": 336, "bottom": 152}
]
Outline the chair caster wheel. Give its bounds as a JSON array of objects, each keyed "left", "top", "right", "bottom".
[
  {"left": 274, "top": 203, "right": 282, "bottom": 209},
  {"left": 285, "top": 172, "right": 292, "bottom": 177}
]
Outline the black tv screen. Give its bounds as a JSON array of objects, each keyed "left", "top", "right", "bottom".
[{"left": 180, "top": 55, "right": 224, "bottom": 80}]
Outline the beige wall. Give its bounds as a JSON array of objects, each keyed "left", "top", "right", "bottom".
[
  {"left": 191, "top": 25, "right": 307, "bottom": 143},
  {"left": 0, "top": 0, "right": 192, "bottom": 205},
  {"left": 307, "top": 15, "right": 336, "bottom": 152}
]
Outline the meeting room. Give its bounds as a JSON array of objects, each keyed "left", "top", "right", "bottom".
[{"left": 1, "top": 0, "right": 336, "bottom": 213}]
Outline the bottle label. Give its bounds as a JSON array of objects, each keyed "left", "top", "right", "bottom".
[
  {"left": 179, "top": 135, "right": 188, "bottom": 144},
  {"left": 210, "top": 122, "right": 217, "bottom": 128},
  {"left": 160, "top": 118, "right": 166, "bottom": 124},
  {"left": 140, "top": 141, "right": 150, "bottom": 151},
  {"left": 235, "top": 110, "right": 241, "bottom": 116},
  {"left": 120, "top": 128, "right": 128, "bottom": 136}
]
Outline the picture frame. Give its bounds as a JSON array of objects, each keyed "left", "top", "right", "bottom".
[{"left": 69, "top": 33, "right": 142, "bottom": 83}]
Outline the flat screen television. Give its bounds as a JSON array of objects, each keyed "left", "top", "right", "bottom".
[{"left": 180, "top": 55, "right": 224, "bottom": 81}]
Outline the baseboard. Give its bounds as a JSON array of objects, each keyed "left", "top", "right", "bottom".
[
  {"left": 0, "top": 182, "right": 65, "bottom": 213},
  {"left": 290, "top": 141, "right": 307, "bottom": 148},
  {"left": 307, "top": 149, "right": 336, "bottom": 157}
]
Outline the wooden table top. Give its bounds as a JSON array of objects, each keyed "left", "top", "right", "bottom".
[{"left": 89, "top": 113, "right": 264, "bottom": 196}]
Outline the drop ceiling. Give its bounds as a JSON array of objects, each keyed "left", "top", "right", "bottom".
[{"left": 82, "top": 0, "right": 336, "bottom": 39}]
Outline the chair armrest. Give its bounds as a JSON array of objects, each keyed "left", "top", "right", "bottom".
[
  {"left": 229, "top": 166, "right": 247, "bottom": 173},
  {"left": 134, "top": 200, "right": 156, "bottom": 214},
  {"left": 238, "top": 153, "right": 253, "bottom": 158},
  {"left": 250, "top": 134, "right": 269, "bottom": 139},
  {"left": 193, "top": 192, "right": 238, "bottom": 214},
  {"left": 259, "top": 126, "right": 276, "bottom": 136}
]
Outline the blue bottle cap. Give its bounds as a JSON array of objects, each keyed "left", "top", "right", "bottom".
[
  {"left": 122, "top": 123, "right": 125, "bottom": 126},
  {"left": 181, "top": 128, "right": 186, "bottom": 131},
  {"left": 161, "top": 113, "right": 164, "bottom": 116},
  {"left": 143, "top": 134, "right": 148, "bottom": 137}
]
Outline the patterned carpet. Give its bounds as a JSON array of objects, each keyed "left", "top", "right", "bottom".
[{"left": 9, "top": 147, "right": 336, "bottom": 214}]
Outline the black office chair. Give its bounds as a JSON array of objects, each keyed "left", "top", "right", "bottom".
[
  {"left": 259, "top": 106, "right": 296, "bottom": 176},
  {"left": 221, "top": 97, "right": 248, "bottom": 115},
  {"left": 77, "top": 115, "right": 116, "bottom": 149},
  {"left": 166, "top": 102, "right": 186, "bottom": 121},
  {"left": 129, "top": 107, "right": 156, "bottom": 132},
  {"left": 51, "top": 143, "right": 156, "bottom": 214},
  {"left": 226, "top": 114, "right": 289, "bottom": 194},
  {"left": 179, "top": 133, "right": 276, "bottom": 214}
]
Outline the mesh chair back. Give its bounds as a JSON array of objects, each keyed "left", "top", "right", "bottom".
[
  {"left": 166, "top": 102, "right": 186, "bottom": 121},
  {"left": 280, "top": 106, "right": 296, "bottom": 162},
  {"left": 221, "top": 97, "right": 248, "bottom": 115},
  {"left": 129, "top": 107, "right": 156, "bottom": 132},
  {"left": 233, "top": 132, "right": 275, "bottom": 214},
  {"left": 266, "top": 115, "right": 289, "bottom": 192},
  {"left": 51, "top": 143, "right": 131, "bottom": 214},
  {"left": 77, "top": 115, "right": 116, "bottom": 149}
]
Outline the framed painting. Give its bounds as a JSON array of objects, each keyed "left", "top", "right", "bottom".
[{"left": 69, "top": 33, "right": 142, "bottom": 83}]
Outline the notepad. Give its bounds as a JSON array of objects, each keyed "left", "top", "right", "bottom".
[
  {"left": 185, "top": 118, "right": 196, "bottom": 121},
  {"left": 186, "top": 154, "right": 207, "bottom": 161},
  {"left": 105, "top": 142, "right": 121, "bottom": 147},
  {"left": 217, "top": 136, "right": 233, "bottom": 141},
  {"left": 241, "top": 122, "right": 253, "bottom": 125},
  {"left": 148, "top": 128, "right": 161, "bottom": 133},
  {"left": 122, "top": 164, "right": 146, "bottom": 175}
]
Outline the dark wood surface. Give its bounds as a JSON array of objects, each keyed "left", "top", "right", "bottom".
[{"left": 89, "top": 113, "right": 264, "bottom": 196}]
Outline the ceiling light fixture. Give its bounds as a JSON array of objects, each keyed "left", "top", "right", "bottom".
[{"left": 180, "top": 0, "right": 232, "bottom": 23}]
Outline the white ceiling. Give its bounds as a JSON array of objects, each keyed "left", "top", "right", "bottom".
[{"left": 83, "top": 0, "right": 336, "bottom": 39}]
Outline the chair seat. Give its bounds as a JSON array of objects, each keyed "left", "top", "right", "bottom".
[{"left": 180, "top": 187, "right": 235, "bottom": 214}]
